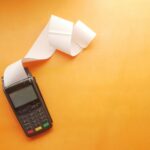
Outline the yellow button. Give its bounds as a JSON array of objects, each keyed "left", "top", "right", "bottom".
[{"left": 35, "top": 126, "right": 42, "bottom": 132}]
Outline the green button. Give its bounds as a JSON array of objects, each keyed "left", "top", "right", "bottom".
[{"left": 43, "top": 122, "right": 49, "bottom": 128}]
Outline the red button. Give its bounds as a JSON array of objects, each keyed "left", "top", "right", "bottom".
[{"left": 27, "top": 129, "right": 34, "bottom": 134}]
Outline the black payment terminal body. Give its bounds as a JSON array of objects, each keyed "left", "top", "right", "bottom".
[{"left": 2, "top": 68, "right": 52, "bottom": 137}]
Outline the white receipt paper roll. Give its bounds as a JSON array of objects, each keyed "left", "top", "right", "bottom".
[{"left": 3, "top": 15, "right": 96, "bottom": 87}]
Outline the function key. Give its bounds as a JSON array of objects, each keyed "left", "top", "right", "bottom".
[
  {"left": 43, "top": 122, "right": 49, "bottom": 128},
  {"left": 31, "top": 104, "right": 37, "bottom": 110},
  {"left": 35, "top": 126, "right": 42, "bottom": 132},
  {"left": 37, "top": 107, "right": 43, "bottom": 113},
  {"left": 31, "top": 102, "right": 41, "bottom": 109},
  {"left": 36, "top": 102, "right": 41, "bottom": 107},
  {"left": 27, "top": 129, "right": 34, "bottom": 134},
  {"left": 17, "top": 109, "right": 23, "bottom": 115}
]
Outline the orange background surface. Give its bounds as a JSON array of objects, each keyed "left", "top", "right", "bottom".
[{"left": 0, "top": 0, "right": 150, "bottom": 150}]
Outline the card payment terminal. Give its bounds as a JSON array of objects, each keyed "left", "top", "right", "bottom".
[{"left": 2, "top": 68, "right": 52, "bottom": 137}]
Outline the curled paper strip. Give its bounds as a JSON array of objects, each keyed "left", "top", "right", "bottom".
[{"left": 4, "top": 15, "right": 96, "bottom": 87}]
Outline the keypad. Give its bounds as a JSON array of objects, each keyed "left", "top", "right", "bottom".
[{"left": 18, "top": 102, "right": 51, "bottom": 135}]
